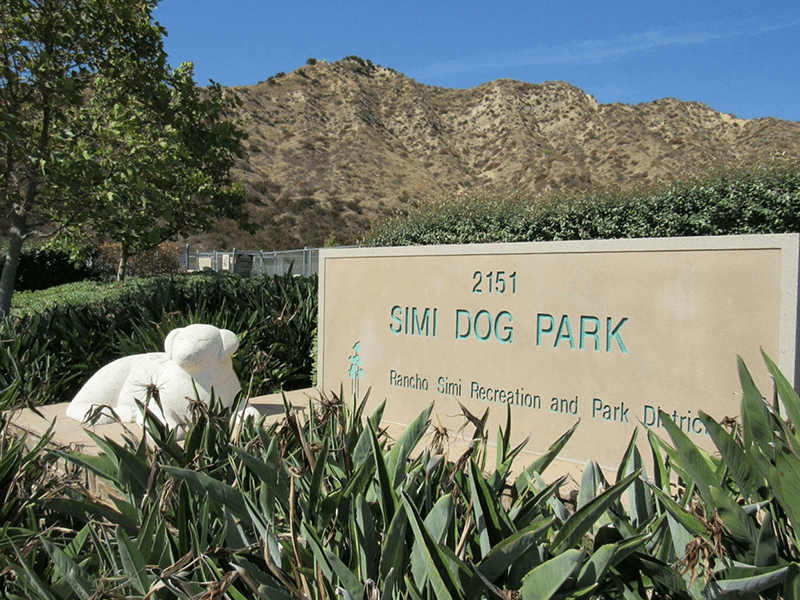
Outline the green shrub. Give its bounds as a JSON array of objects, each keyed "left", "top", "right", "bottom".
[
  {"left": 12, "top": 246, "right": 95, "bottom": 291},
  {"left": 4, "top": 352, "right": 800, "bottom": 598},
  {"left": 6, "top": 351, "right": 800, "bottom": 598},
  {"left": 11, "top": 279, "right": 134, "bottom": 316},
  {"left": 363, "top": 164, "right": 800, "bottom": 246},
  {"left": 0, "top": 386, "right": 653, "bottom": 599}
]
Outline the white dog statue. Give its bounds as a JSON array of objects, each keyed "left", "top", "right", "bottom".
[{"left": 66, "top": 324, "right": 257, "bottom": 431}]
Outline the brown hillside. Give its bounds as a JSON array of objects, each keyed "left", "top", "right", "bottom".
[{"left": 187, "top": 56, "right": 800, "bottom": 250}]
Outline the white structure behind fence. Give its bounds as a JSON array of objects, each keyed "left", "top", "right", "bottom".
[{"left": 183, "top": 247, "right": 327, "bottom": 277}]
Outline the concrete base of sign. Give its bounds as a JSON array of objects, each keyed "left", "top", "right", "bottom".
[{"left": 6, "top": 387, "right": 586, "bottom": 499}]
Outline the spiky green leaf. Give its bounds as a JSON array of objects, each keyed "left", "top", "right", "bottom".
[
  {"left": 469, "top": 458, "right": 511, "bottom": 557},
  {"left": 519, "top": 548, "right": 584, "bottom": 600},
  {"left": 739, "top": 356, "right": 774, "bottom": 455},
  {"left": 402, "top": 491, "right": 463, "bottom": 600},
  {"left": 762, "top": 350, "right": 800, "bottom": 429},
  {"left": 706, "top": 565, "right": 790, "bottom": 598},
  {"left": 648, "top": 484, "right": 707, "bottom": 538},
  {"left": 514, "top": 420, "right": 579, "bottom": 495},
  {"left": 700, "top": 411, "right": 766, "bottom": 501},
  {"left": 162, "top": 465, "right": 249, "bottom": 521},
  {"left": 550, "top": 470, "right": 640, "bottom": 555},
  {"left": 387, "top": 403, "right": 432, "bottom": 491},
  {"left": 40, "top": 537, "right": 94, "bottom": 600},
  {"left": 368, "top": 421, "right": 398, "bottom": 523},
  {"left": 575, "top": 533, "right": 650, "bottom": 591},
  {"left": 470, "top": 517, "right": 553, "bottom": 598},
  {"left": 116, "top": 527, "right": 149, "bottom": 595},
  {"left": 657, "top": 409, "right": 718, "bottom": 508},
  {"left": 379, "top": 502, "right": 409, "bottom": 580},
  {"left": 324, "top": 547, "right": 363, "bottom": 599}
]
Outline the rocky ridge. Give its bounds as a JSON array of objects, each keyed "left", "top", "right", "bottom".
[{"left": 189, "top": 57, "right": 800, "bottom": 250}]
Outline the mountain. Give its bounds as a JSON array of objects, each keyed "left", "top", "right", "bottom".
[{"left": 185, "top": 56, "right": 800, "bottom": 250}]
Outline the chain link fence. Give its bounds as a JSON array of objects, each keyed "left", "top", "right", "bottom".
[{"left": 182, "top": 247, "right": 330, "bottom": 277}]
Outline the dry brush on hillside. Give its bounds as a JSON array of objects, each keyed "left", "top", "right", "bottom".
[{"left": 186, "top": 57, "right": 800, "bottom": 250}]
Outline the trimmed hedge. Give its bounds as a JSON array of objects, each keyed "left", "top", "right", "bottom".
[
  {"left": 12, "top": 279, "right": 137, "bottom": 316},
  {"left": 363, "top": 164, "right": 800, "bottom": 246}
]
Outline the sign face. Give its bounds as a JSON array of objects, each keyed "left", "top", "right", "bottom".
[{"left": 318, "top": 235, "right": 800, "bottom": 471}]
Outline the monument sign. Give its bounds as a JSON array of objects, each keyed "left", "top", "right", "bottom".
[{"left": 318, "top": 235, "right": 800, "bottom": 470}]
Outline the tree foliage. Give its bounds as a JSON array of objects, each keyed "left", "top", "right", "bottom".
[
  {"left": 1, "top": 0, "right": 163, "bottom": 313},
  {"left": 0, "top": 0, "right": 250, "bottom": 316},
  {"left": 57, "top": 61, "right": 250, "bottom": 280}
]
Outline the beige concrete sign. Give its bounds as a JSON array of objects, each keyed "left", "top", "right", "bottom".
[{"left": 318, "top": 235, "right": 800, "bottom": 471}]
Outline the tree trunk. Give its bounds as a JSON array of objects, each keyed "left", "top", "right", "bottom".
[
  {"left": 0, "top": 212, "right": 28, "bottom": 318},
  {"left": 117, "top": 244, "right": 129, "bottom": 281},
  {"left": 0, "top": 76, "right": 50, "bottom": 316}
]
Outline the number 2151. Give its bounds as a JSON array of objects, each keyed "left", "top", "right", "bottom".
[{"left": 472, "top": 271, "right": 516, "bottom": 294}]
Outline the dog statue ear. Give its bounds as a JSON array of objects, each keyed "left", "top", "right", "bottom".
[
  {"left": 219, "top": 329, "right": 240, "bottom": 359},
  {"left": 164, "top": 327, "right": 183, "bottom": 360}
]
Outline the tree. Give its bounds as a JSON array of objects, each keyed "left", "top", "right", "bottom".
[
  {"left": 0, "top": 0, "right": 251, "bottom": 315},
  {"left": 57, "top": 59, "right": 250, "bottom": 281},
  {"left": 1, "top": 0, "right": 165, "bottom": 315}
]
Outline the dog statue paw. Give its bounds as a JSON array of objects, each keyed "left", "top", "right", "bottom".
[{"left": 66, "top": 324, "right": 244, "bottom": 432}]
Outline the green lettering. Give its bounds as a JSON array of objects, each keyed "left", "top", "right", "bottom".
[
  {"left": 389, "top": 305, "right": 402, "bottom": 334},
  {"left": 580, "top": 316, "right": 601, "bottom": 351},
  {"left": 606, "top": 317, "right": 628, "bottom": 354},
  {"left": 555, "top": 315, "right": 575, "bottom": 349},
  {"left": 536, "top": 313, "right": 554, "bottom": 346}
]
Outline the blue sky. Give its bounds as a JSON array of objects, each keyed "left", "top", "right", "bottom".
[{"left": 155, "top": 1, "right": 799, "bottom": 122}]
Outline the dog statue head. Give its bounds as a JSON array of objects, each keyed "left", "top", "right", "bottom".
[{"left": 164, "top": 324, "right": 240, "bottom": 375}]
